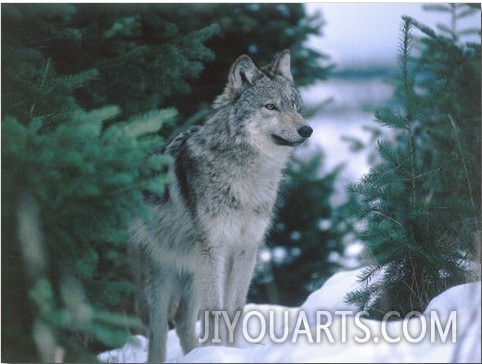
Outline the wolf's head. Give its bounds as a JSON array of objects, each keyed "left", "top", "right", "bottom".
[{"left": 214, "top": 50, "right": 312, "bottom": 150}]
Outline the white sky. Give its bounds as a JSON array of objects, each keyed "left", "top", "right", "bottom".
[{"left": 304, "top": 2, "right": 481, "bottom": 67}]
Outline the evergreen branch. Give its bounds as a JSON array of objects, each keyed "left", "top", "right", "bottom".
[
  {"left": 398, "top": 17, "right": 415, "bottom": 122},
  {"left": 96, "top": 45, "right": 150, "bottom": 69},
  {"left": 37, "top": 106, "right": 80, "bottom": 122},
  {"left": 456, "top": 7, "right": 479, "bottom": 19},
  {"left": 422, "top": 4, "right": 451, "bottom": 13},
  {"left": 371, "top": 210, "right": 403, "bottom": 227},
  {"left": 40, "top": 58, "right": 52, "bottom": 89},
  {"left": 450, "top": 4, "right": 457, "bottom": 36},
  {"left": 30, "top": 58, "right": 52, "bottom": 117},
  {"left": 409, "top": 18, "right": 437, "bottom": 40},
  {"left": 414, "top": 167, "right": 443, "bottom": 180},
  {"left": 458, "top": 28, "right": 482, "bottom": 37},
  {"left": 436, "top": 24, "right": 456, "bottom": 39},
  {"left": 399, "top": 17, "right": 417, "bottom": 207},
  {"left": 414, "top": 4, "right": 480, "bottom": 42},
  {"left": 374, "top": 108, "right": 407, "bottom": 129},
  {"left": 68, "top": 105, "right": 121, "bottom": 124},
  {"left": 123, "top": 108, "right": 178, "bottom": 138},
  {"left": 48, "top": 68, "right": 100, "bottom": 90},
  {"left": 448, "top": 115, "right": 476, "bottom": 213}
]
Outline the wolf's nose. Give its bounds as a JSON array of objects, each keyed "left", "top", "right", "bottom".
[{"left": 297, "top": 125, "right": 313, "bottom": 138}]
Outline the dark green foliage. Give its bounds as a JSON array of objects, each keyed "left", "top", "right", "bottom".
[
  {"left": 346, "top": 7, "right": 481, "bottom": 319},
  {"left": 421, "top": 3, "right": 481, "bottom": 41},
  {"left": 1, "top": 3, "right": 210, "bottom": 361},
  {"left": 2, "top": 105, "right": 176, "bottom": 362},
  {"left": 2, "top": 3, "right": 331, "bottom": 125},
  {"left": 1, "top": 3, "right": 219, "bottom": 124},
  {"left": 250, "top": 150, "right": 348, "bottom": 306}
]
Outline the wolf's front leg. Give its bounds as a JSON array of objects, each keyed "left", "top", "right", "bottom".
[
  {"left": 175, "top": 275, "right": 199, "bottom": 356},
  {"left": 224, "top": 247, "right": 259, "bottom": 346},
  {"left": 197, "top": 243, "right": 229, "bottom": 346},
  {"left": 147, "top": 284, "right": 170, "bottom": 363}
]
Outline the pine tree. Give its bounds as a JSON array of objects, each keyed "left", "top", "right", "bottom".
[
  {"left": 2, "top": 108, "right": 174, "bottom": 361},
  {"left": 1, "top": 4, "right": 216, "bottom": 361},
  {"left": 346, "top": 8, "right": 481, "bottom": 318},
  {"left": 1, "top": 3, "right": 219, "bottom": 124}
]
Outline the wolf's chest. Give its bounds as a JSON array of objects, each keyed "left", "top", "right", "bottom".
[
  {"left": 196, "top": 168, "right": 281, "bottom": 247},
  {"left": 201, "top": 201, "right": 272, "bottom": 249},
  {"left": 226, "top": 169, "right": 280, "bottom": 213}
]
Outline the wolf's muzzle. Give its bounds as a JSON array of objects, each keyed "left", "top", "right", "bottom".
[{"left": 271, "top": 124, "right": 313, "bottom": 147}]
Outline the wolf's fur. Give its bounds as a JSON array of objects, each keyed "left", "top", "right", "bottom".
[{"left": 128, "top": 50, "right": 312, "bottom": 362}]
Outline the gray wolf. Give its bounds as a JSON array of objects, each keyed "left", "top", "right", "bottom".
[{"left": 128, "top": 50, "right": 312, "bottom": 362}]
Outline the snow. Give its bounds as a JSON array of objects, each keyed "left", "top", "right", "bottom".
[{"left": 98, "top": 268, "right": 481, "bottom": 363}]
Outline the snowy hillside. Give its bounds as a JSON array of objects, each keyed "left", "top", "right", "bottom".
[{"left": 98, "top": 268, "right": 481, "bottom": 363}]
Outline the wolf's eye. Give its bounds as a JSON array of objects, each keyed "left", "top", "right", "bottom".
[{"left": 264, "top": 103, "right": 277, "bottom": 111}]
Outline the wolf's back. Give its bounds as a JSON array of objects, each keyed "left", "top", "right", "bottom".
[{"left": 165, "top": 125, "right": 200, "bottom": 157}]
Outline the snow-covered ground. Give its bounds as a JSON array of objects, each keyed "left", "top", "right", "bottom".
[{"left": 98, "top": 268, "right": 481, "bottom": 363}]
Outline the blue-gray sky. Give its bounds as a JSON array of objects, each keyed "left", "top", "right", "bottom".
[{"left": 305, "top": 3, "right": 481, "bottom": 67}]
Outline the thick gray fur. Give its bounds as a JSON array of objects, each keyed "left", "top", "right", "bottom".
[{"left": 128, "top": 50, "right": 312, "bottom": 362}]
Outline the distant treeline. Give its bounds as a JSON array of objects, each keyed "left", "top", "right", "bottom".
[{"left": 331, "top": 65, "right": 396, "bottom": 80}]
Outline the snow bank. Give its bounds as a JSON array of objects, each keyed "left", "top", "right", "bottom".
[{"left": 98, "top": 268, "right": 481, "bottom": 363}]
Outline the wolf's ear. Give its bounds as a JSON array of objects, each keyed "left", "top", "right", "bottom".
[
  {"left": 228, "top": 54, "right": 262, "bottom": 93},
  {"left": 213, "top": 55, "right": 262, "bottom": 108},
  {"left": 264, "top": 49, "right": 293, "bottom": 82}
]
